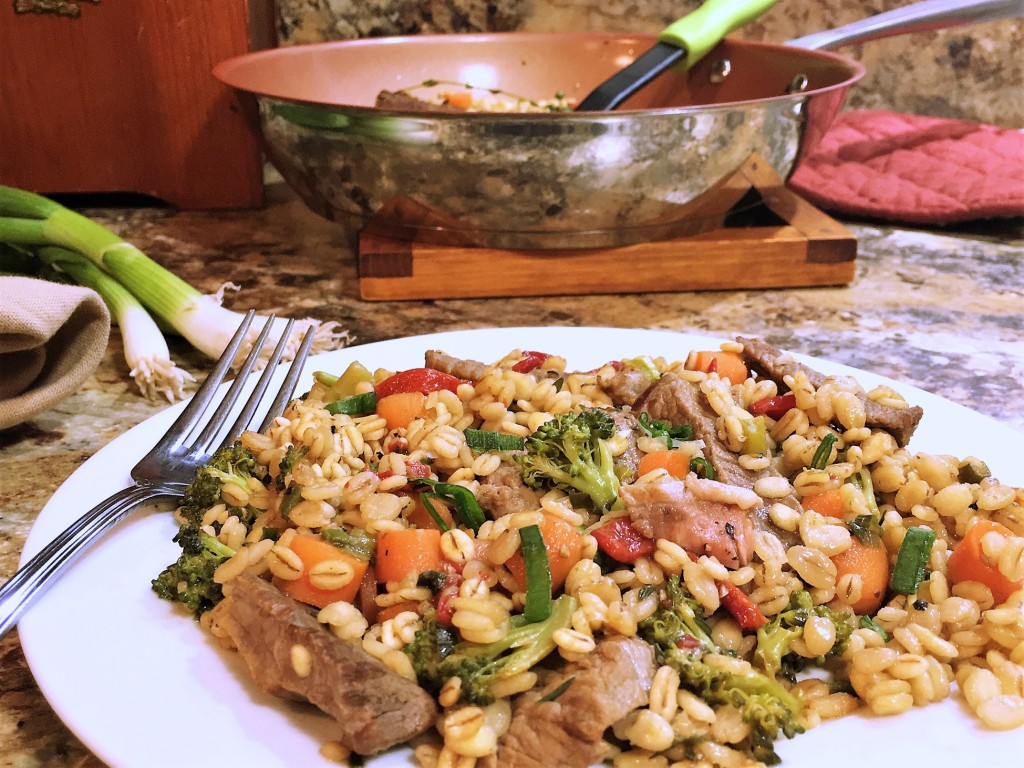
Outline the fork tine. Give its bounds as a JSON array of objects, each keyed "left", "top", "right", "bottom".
[
  {"left": 257, "top": 325, "right": 316, "bottom": 434},
  {"left": 220, "top": 318, "right": 296, "bottom": 445},
  {"left": 158, "top": 309, "right": 256, "bottom": 451},
  {"left": 191, "top": 314, "right": 278, "bottom": 452}
]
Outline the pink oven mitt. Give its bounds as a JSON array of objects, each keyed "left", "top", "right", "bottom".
[{"left": 788, "top": 110, "right": 1024, "bottom": 225}]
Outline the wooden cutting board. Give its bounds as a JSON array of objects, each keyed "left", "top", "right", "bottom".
[
  {"left": 0, "top": 1, "right": 273, "bottom": 209},
  {"left": 358, "top": 155, "right": 858, "bottom": 300}
]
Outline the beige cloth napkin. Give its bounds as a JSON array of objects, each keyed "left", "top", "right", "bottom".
[{"left": 0, "top": 276, "right": 110, "bottom": 429}]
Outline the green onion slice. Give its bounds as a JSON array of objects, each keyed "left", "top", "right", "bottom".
[
  {"left": 859, "top": 615, "right": 890, "bottom": 642},
  {"left": 638, "top": 412, "right": 694, "bottom": 447},
  {"left": 519, "top": 524, "right": 553, "bottom": 623},
  {"left": 326, "top": 391, "right": 377, "bottom": 416},
  {"left": 810, "top": 433, "right": 838, "bottom": 470},
  {"left": 689, "top": 456, "right": 716, "bottom": 481},
  {"left": 890, "top": 526, "right": 937, "bottom": 595},
  {"left": 537, "top": 676, "right": 575, "bottom": 703},
  {"left": 464, "top": 428, "right": 526, "bottom": 452},
  {"left": 418, "top": 491, "right": 452, "bottom": 532},
  {"left": 418, "top": 479, "right": 485, "bottom": 533}
]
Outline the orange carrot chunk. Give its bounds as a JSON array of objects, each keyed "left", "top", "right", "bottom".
[
  {"left": 376, "top": 391, "right": 427, "bottom": 431},
  {"left": 803, "top": 488, "right": 845, "bottom": 519},
  {"left": 442, "top": 90, "right": 474, "bottom": 109},
  {"left": 375, "top": 528, "right": 446, "bottom": 584},
  {"left": 947, "top": 519, "right": 1023, "bottom": 605},
  {"left": 691, "top": 350, "right": 748, "bottom": 385},
  {"left": 505, "top": 514, "right": 584, "bottom": 592},
  {"left": 831, "top": 536, "right": 891, "bottom": 615},
  {"left": 274, "top": 533, "right": 370, "bottom": 609},
  {"left": 637, "top": 449, "right": 692, "bottom": 480}
]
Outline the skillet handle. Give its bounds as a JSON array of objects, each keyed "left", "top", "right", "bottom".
[
  {"left": 788, "top": 0, "right": 1024, "bottom": 51},
  {"left": 659, "top": 0, "right": 779, "bottom": 69}
]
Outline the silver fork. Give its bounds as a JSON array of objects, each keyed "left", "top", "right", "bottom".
[{"left": 0, "top": 310, "right": 315, "bottom": 639}]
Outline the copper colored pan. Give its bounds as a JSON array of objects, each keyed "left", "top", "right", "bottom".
[{"left": 215, "top": 0, "right": 1022, "bottom": 249}]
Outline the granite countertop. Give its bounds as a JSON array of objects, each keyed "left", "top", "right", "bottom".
[{"left": 0, "top": 181, "right": 1021, "bottom": 766}]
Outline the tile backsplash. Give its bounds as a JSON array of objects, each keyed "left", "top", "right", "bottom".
[{"left": 275, "top": 0, "right": 1022, "bottom": 127}]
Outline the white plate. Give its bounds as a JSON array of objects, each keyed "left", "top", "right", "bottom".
[{"left": 18, "top": 327, "right": 1024, "bottom": 768}]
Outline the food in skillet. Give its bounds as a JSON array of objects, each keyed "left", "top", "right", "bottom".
[
  {"left": 376, "top": 80, "right": 576, "bottom": 113},
  {"left": 153, "top": 337, "right": 1024, "bottom": 766}
]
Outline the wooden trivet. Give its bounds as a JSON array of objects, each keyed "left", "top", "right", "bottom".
[{"left": 357, "top": 155, "right": 857, "bottom": 301}]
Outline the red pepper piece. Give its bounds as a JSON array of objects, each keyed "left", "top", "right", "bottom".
[
  {"left": 592, "top": 518, "right": 656, "bottom": 564},
  {"left": 375, "top": 368, "right": 467, "bottom": 398},
  {"left": 435, "top": 581, "right": 460, "bottom": 626},
  {"left": 511, "top": 350, "right": 551, "bottom": 373},
  {"left": 749, "top": 392, "right": 797, "bottom": 420},
  {"left": 585, "top": 360, "right": 624, "bottom": 374},
  {"left": 719, "top": 580, "right": 769, "bottom": 631},
  {"left": 676, "top": 634, "right": 702, "bottom": 650}
]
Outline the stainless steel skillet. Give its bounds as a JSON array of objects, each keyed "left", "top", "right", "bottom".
[{"left": 214, "top": 0, "right": 1023, "bottom": 249}]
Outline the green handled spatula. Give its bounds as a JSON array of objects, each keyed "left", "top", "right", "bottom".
[{"left": 575, "top": 0, "right": 779, "bottom": 111}]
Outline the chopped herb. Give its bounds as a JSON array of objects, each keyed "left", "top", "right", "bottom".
[
  {"left": 689, "top": 456, "right": 716, "bottom": 481},
  {"left": 537, "top": 676, "right": 575, "bottom": 703},
  {"left": 638, "top": 412, "right": 694, "bottom": 447},
  {"left": 418, "top": 479, "right": 485, "bottom": 533},
  {"left": 417, "top": 570, "right": 449, "bottom": 593},
  {"left": 322, "top": 526, "right": 375, "bottom": 562},
  {"left": 848, "top": 514, "right": 882, "bottom": 546},
  {"left": 858, "top": 615, "right": 890, "bottom": 642},
  {"left": 810, "top": 433, "right": 838, "bottom": 470}
]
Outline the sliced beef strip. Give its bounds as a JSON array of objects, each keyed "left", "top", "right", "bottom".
[
  {"left": 424, "top": 349, "right": 489, "bottom": 382},
  {"left": 634, "top": 373, "right": 800, "bottom": 548},
  {"left": 635, "top": 373, "right": 802, "bottom": 511},
  {"left": 482, "top": 635, "right": 656, "bottom": 768},
  {"left": 620, "top": 478, "right": 754, "bottom": 568},
  {"left": 476, "top": 461, "right": 542, "bottom": 518},
  {"left": 219, "top": 573, "right": 437, "bottom": 755},
  {"left": 375, "top": 90, "right": 467, "bottom": 113},
  {"left": 598, "top": 366, "right": 655, "bottom": 407},
  {"left": 737, "top": 336, "right": 924, "bottom": 447}
]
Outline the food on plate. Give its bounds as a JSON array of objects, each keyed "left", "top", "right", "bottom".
[{"left": 153, "top": 337, "right": 1024, "bottom": 766}]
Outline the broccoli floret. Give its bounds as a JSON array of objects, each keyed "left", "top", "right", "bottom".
[
  {"left": 515, "top": 408, "right": 620, "bottom": 511},
  {"left": 178, "top": 441, "right": 263, "bottom": 527},
  {"left": 754, "top": 591, "right": 854, "bottom": 681},
  {"left": 153, "top": 442, "right": 264, "bottom": 617},
  {"left": 275, "top": 444, "right": 308, "bottom": 491},
  {"left": 151, "top": 528, "right": 235, "bottom": 618},
  {"left": 638, "top": 574, "right": 716, "bottom": 653},
  {"left": 663, "top": 645, "right": 804, "bottom": 766},
  {"left": 407, "top": 594, "right": 576, "bottom": 705},
  {"left": 640, "top": 575, "right": 804, "bottom": 765},
  {"left": 405, "top": 606, "right": 459, "bottom": 683}
]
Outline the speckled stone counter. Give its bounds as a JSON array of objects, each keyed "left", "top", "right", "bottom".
[{"left": 0, "top": 180, "right": 1021, "bottom": 766}]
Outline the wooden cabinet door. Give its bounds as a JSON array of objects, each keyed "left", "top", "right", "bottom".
[{"left": 0, "top": 1, "right": 273, "bottom": 209}]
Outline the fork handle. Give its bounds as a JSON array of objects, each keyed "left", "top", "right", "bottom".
[{"left": 0, "top": 483, "right": 183, "bottom": 640}]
